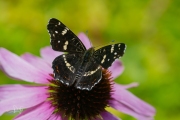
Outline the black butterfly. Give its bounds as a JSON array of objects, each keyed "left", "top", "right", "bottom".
[{"left": 47, "top": 18, "right": 126, "bottom": 91}]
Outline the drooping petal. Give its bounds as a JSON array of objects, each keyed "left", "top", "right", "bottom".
[
  {"left": 0, "top": 85, "right": 48, "bottom": 116},
  {"left": 77, "top": 32, "right": 92, "bottom": 49},
  {"left": 110, "top": 101, "right": 154, "bottom": 120},
  {"left": 100, "top": 111, "right": 121, "bottom": 120},
  {"left": 40, "top": 46, "right": 62, "bottom": 65},
  {"left": 110, "top": 84, "right": 156, "bottom": 120},
  {"left": 14, "top": 102, "right": 56, "bottom": 120},
  {"left": 108, "top": 60, "right": 124, "bottom": 79},
  {"left": 0, "top": 48, "right": 51, "bottom": 83},
  {"left": 21, "top": 53, "right": 52, "bottom": 74},
  {"left": 117, "top": 82, "right": 139, "bottom": 89}
]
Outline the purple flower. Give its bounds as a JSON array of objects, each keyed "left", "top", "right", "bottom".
[{"left": 0, "top": 33, "right": 155, "bottom": 120}]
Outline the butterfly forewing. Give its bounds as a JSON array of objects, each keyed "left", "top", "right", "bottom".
[
  {"left": 52, "top": 54, "right": 82, "bottom": 86},
  {"left": 93, "top": 43, "right": 126, "bottom": 69},
  {"left": 47, "top": 18, "right": 86, "bottom": 53}
]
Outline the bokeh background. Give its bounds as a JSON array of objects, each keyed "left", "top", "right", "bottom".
[{"left": 0, "top": 0, "right": 179, "bottom": 120}]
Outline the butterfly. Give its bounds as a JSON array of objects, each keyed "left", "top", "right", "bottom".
[{"left": 47, "top": 18, "right": 126, "bottom": 91}]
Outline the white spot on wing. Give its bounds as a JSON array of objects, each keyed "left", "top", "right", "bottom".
[
  {"left": 65, "top": 27, "right": 69, "bottom": 30},
  {"left": 124, "top": 45, "right": 127, "bottom": 53},
  {"left": 62, "top": 29, "right": 67, "bottom": 35},
  {"left": 65, "top": 41, "right": 68, "bottom": 44},
  {"left": 63, "top": 41, "right": 69, "bottom": 50},
  {"left": 63, "top": 55, "right": 75, "bottom": 73},
  {"left": 62, "top": 27, "right": 69, "bottom": 35},
  {"left": 101, "top": 55, "right": 106, "bottom": 64},
  {"left": 66, "top": 63, "right": 70, "bottom": 66},
  {"left": 111, "top": 45, "right": 115, "bottom": 53},
  {"left": 83, "top": 66, "right": 101, "bottom": 76}
]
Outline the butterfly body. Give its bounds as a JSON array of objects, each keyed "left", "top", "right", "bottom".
[{"left": 48, "top": 18, "right": 126, "bottom": 91}]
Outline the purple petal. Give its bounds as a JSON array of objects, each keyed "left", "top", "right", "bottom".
[
  {"left": 0, "top": 48, "right": 51, "bottom": 83},
  {"left": 14, "top": 102, "right": 56, "bottom": 120},
  {"left": 100, "top": 111, "right": 121, "bottom": 120},
  {"left": 77, "top": 32, "right": 92, "bottom": 49},
  {"left": 108, "top": 60, "right": 124, "bottom": 79},
  {"left": 47, "top": 113, "right": 68, "bottom": 120},
  {"left": 117, "top": 82, "right": 139, "bottom": 89},
  {"left": 21, "top": 53, "right": 52, "bottom": 74},
  {"left": 0, "top": 85, "right": 48, "bottom": 116},
  {"left": 47, "top": 114, "right": 65, "bottom": 120},
  {"left": 110, "top": 101, "right": 154, "bottom": 120},
  {"left": 40, "top": 46, "right": 62, "bottom": 65},
  {"left": 110, "top": 84, "right": 156, "bottom": 120}
]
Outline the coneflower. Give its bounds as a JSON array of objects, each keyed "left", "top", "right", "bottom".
[{"left": 0, "top": 33, "right": 155, "bottom": 120}]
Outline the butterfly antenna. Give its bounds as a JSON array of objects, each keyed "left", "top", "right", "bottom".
[{"left": 110, "top": 40, "right": 115, "bottom": 43}]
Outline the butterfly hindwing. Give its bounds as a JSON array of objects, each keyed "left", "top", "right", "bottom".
[
  {"left": 75, "top": 62, "right": 102, "bottom": 90},
  {"left": 93, "top": 43, "right": 126, "bottom": 69},
  {"left": 52, "top": 54, "right": 82, "bottom": 86},
  {"left": 47, "top": 18, "right": 86, "bottom": 53}
]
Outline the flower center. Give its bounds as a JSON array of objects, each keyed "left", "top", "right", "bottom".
[{"left": 48, "top": 69, "right": 113, "bottom": 120}]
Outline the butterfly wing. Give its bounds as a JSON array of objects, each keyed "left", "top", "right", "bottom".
[
  {"left": 75, "top": 62, "right": 102, "bottom": 91},
  {"left": 47, "top": 18, "right": 86, "bottom": 53},
  {"left": 93, "top": 43, "right": 126, "bottom": 69},
  {"left": 52, "top": 54, "right": 82, "bottom": 86}
]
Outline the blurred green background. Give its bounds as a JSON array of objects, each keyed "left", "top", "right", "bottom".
[{"left": 0, "top": 0, "right": 180, "bottom": 120}]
